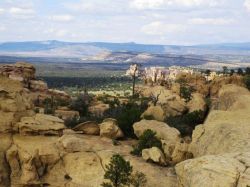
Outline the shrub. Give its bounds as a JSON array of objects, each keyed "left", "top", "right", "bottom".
[
  {"left": 69, "top": 95, "right": 89, "bottom": 117},
  {"left": 165, "top": 110, "right": 205, "bottom": 136},
  {"left": 102, "top": 154, "right": 133, "bottom": 187},
  {"left": 64, "top": 115, "right": 80, "bottom": 128},
  {"left": 244, "top": 75, "right": 250, "bottom": 90},
  {"left": 131, "top": 129, "right": 162, "bottom": 156},
  {"left": 130, "top": 172, "right": 147, "bottom": 187},
  {"left": 103, "top": 98, "right": 149, "bottom": 138},
  {"left": 180, "top": 85, "right": 193, "bottom": 102}
]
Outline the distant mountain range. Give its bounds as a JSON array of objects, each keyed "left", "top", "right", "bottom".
[{"left": 1, "top": 40, "right": 250, "bottom": 58}]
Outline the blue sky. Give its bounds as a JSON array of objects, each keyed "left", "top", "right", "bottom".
[{"left": 0, "top": 0, "right": 250, "bottom": 45}]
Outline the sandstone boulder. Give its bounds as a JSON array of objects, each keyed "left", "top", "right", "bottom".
[
  {"left": 212, "top": 84, "right": 250, "bottom": 111},
  {"left": 190, "top": 85, "right": 250, "bottom": 157},
  {"left": 187, "top": 92, "right": 207, "bottom": 113},
  {"left": 209, "top": 75, "right": 244, "bottom": 97},
  {"left": 133, "top": 120, "right": 181, "bottom": 144},
  {"left": 142, "top": 147, "right": 167, "bottom": 166},
  {"left": 141, "top": 105, "right": 165, "bottom": 121},
  {"left": 18, "top": 114, "right": 65, "bottom": 135},
  {"left": 55, "top": 109, "right": 79, "bottom": 120},
  {"left": 99, "top": 118, "right": 124, "bottom": 139},
  {"left": 141, "top": 86, "right": 187, "bottom": 117},
  {"left": 175, "top": 152, "right": 250, "bottom": 187},
  {"left": 73, "top": 121, "right": 100, "bottom": 135}
]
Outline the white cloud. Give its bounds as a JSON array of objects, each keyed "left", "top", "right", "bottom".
[
  {"left": 9, "top": 7, "right": 35, "bottom": 19},
  {"left": 49, "top": 14, "right": 74, "bottom": 22},
  {"left": 188, "top": 18, "right": 234, "bottom": 25},
  {"left": 130, "top": 0, "right": 222, "bottom": 10},
  {"left": 244, "top": 0, "right": 250, "bottom": 11},
  {"left": 0, "top": 8, "right": 5, "bottom": 14},
  {"left": 9, "top": 7, "right": 35, "bottom": 15},
  {"left": 141, "top": 21, "right": 186, "bottom": 35},
  {"left": 0, "top": 25, "right": 6, "bottom": 32}
]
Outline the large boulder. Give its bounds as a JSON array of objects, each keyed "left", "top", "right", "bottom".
[
  {"left": 190, "top": 85, "right": 250, "bottom": 157},
  {"left": 99, "top": 118, "right": 124, "bottom": 139},
  {"left": 133, "top": 120, "right": 181, "bottom": 144},
  {"left": 142, "top": 147, "right": 167, "bottom": 166},
  {"left": 141, "top": 86, "right": 187, "bottom": 117},
  {"left": 73, "top": 121, "right": 100, "bottom": 135},
  {"left": 141, "top": 105, "right": 166, "bottom": 121},
  {"left": 175, "top": 152, "right": 250, "bottom": 187},
  {"left": 133, "top": 120, "right": 186, "bottom": 163},
  {"left": 212, "top": 84, "right": 250, "bottom": 111},
  {"left": 209, "top": 75, "right": 245, "bottom": 97},
  {"left": 18, "top": 114, "right": 65, "bottom": 136},
  {"left": 6, "top": 135, "right": 60, "bottom": 186},
  {"left": 187, "top": 92, "right": 207, "bottom": 113}
]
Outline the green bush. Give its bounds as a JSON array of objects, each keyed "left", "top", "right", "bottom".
[
  {"left": 244, "top": 75, "right": 250, "bottom": 90},
  {"left": 165, "top": 110, "right": 205, "bottom": 136},
  {"left": 102, "top": 154, "right": 133, "bottom": 187},
  {"left": 180, "top": 85, "right": 193, "bottom": 102},
  {"left": 131, "top": 129, "right": 162, "bottom": 156},
  {"left": 103, "top": 98, "right": 149, "bottom": 138}
]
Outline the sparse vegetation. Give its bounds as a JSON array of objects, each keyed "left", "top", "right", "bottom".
[
  {"left": 165, "top": 110, "right": 205, "bottom": 136},
  {"left": 131, "top": 129, "right": 162, "bottom": 156},
  {"left": 102, "top": 154, "right": 147, "bottom": 187},
  {"left": 103, "top": 98, "right": 149, "bottom": 138},
  {"left": 180, "top": 85, "right": 193, "bottom": 102},
  {"left": 102, "top": 154, "right": 133, "bottom": 187}
]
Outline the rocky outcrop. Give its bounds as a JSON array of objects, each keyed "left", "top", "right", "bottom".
[
  {"left": 187, "top": 92, "right": 207, "bottom": 113},
  {"left": 175, "top": 152, "right": 250, "bottom": 187},
  {"left": 99, "top": 118, "right": 124, "bottom": 139},
  {"left": 212, "top": 84, "right": 250, "bottom": 111},
  {"left": 175, "top": 84, "right": 250, "bottom": 187},
  {"left": 209, "top": 75, "right": 245, "bottom": 97},
  {"left": 18, "top": 114, "right": 65, "bottom": 136},
  {"left": 141, "top": 105, "right": 165, "bottom": 121},
  {"left": 0, "top": 62, "right": 35, "bottom": 83},
  {"left": 0, "top": 77, "right": 34, "bottom": 133},
  {"left": 73, "top": 121, "right": 100, "bottom": 135},
  {"left": 55, "top": 109, "right": 79, "bottom": 120},
  {"left": 190, "top": 85, "right": 250, "bottom": 157},
  {"left": 133, "top": 120, "right": 191, "bottom": 164},
  {"left": 141, "top": 86, "right": 187, "bottom": 117},
  {"left": 5, "top": 134, "right": 177, "bottom": 187},
  {"left": 133, "top": 120, "right": 181, "bottom": 144},
  {"left": 142, "top": 147, "right": 167, "bottom": 166}
]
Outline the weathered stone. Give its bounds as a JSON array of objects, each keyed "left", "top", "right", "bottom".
[
  {"left": 18, "top": 114, "right": 65, "bottom": 136},
  {"left": 55, "top": 109, "right": 79, "bottom": 121},
  {"left": 73, "top": 121, "right": 100, "bottom": 135},
  {"left": 99, "top": 118, "right": 124, "bottom": 139},
  {"left": 141, "top": 105, "right": 166, "bottom": 121},
  {"left": 187, "top": 92, "right": 207, "bottom": 113},
  {"left": 133, "top": 120, "right": 181, "bottom": 144},
  {"left": 175, "top": 152, "right": 250, "bottom": 187},
  {"left": 142, "top": 147, "right": 167, "bottom": 166}
]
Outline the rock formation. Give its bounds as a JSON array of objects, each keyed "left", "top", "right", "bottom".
[{"left": 0, "top": 64, "right": 250, "bottom": 187}]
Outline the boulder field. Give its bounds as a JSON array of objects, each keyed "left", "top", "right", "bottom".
[{"left": 0, "top": 73, "right": 250, "bottom": 187}]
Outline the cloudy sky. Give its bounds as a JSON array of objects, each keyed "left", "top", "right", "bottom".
[{"left": 0, "top": 0, "right": 250, "bottom": 45}]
